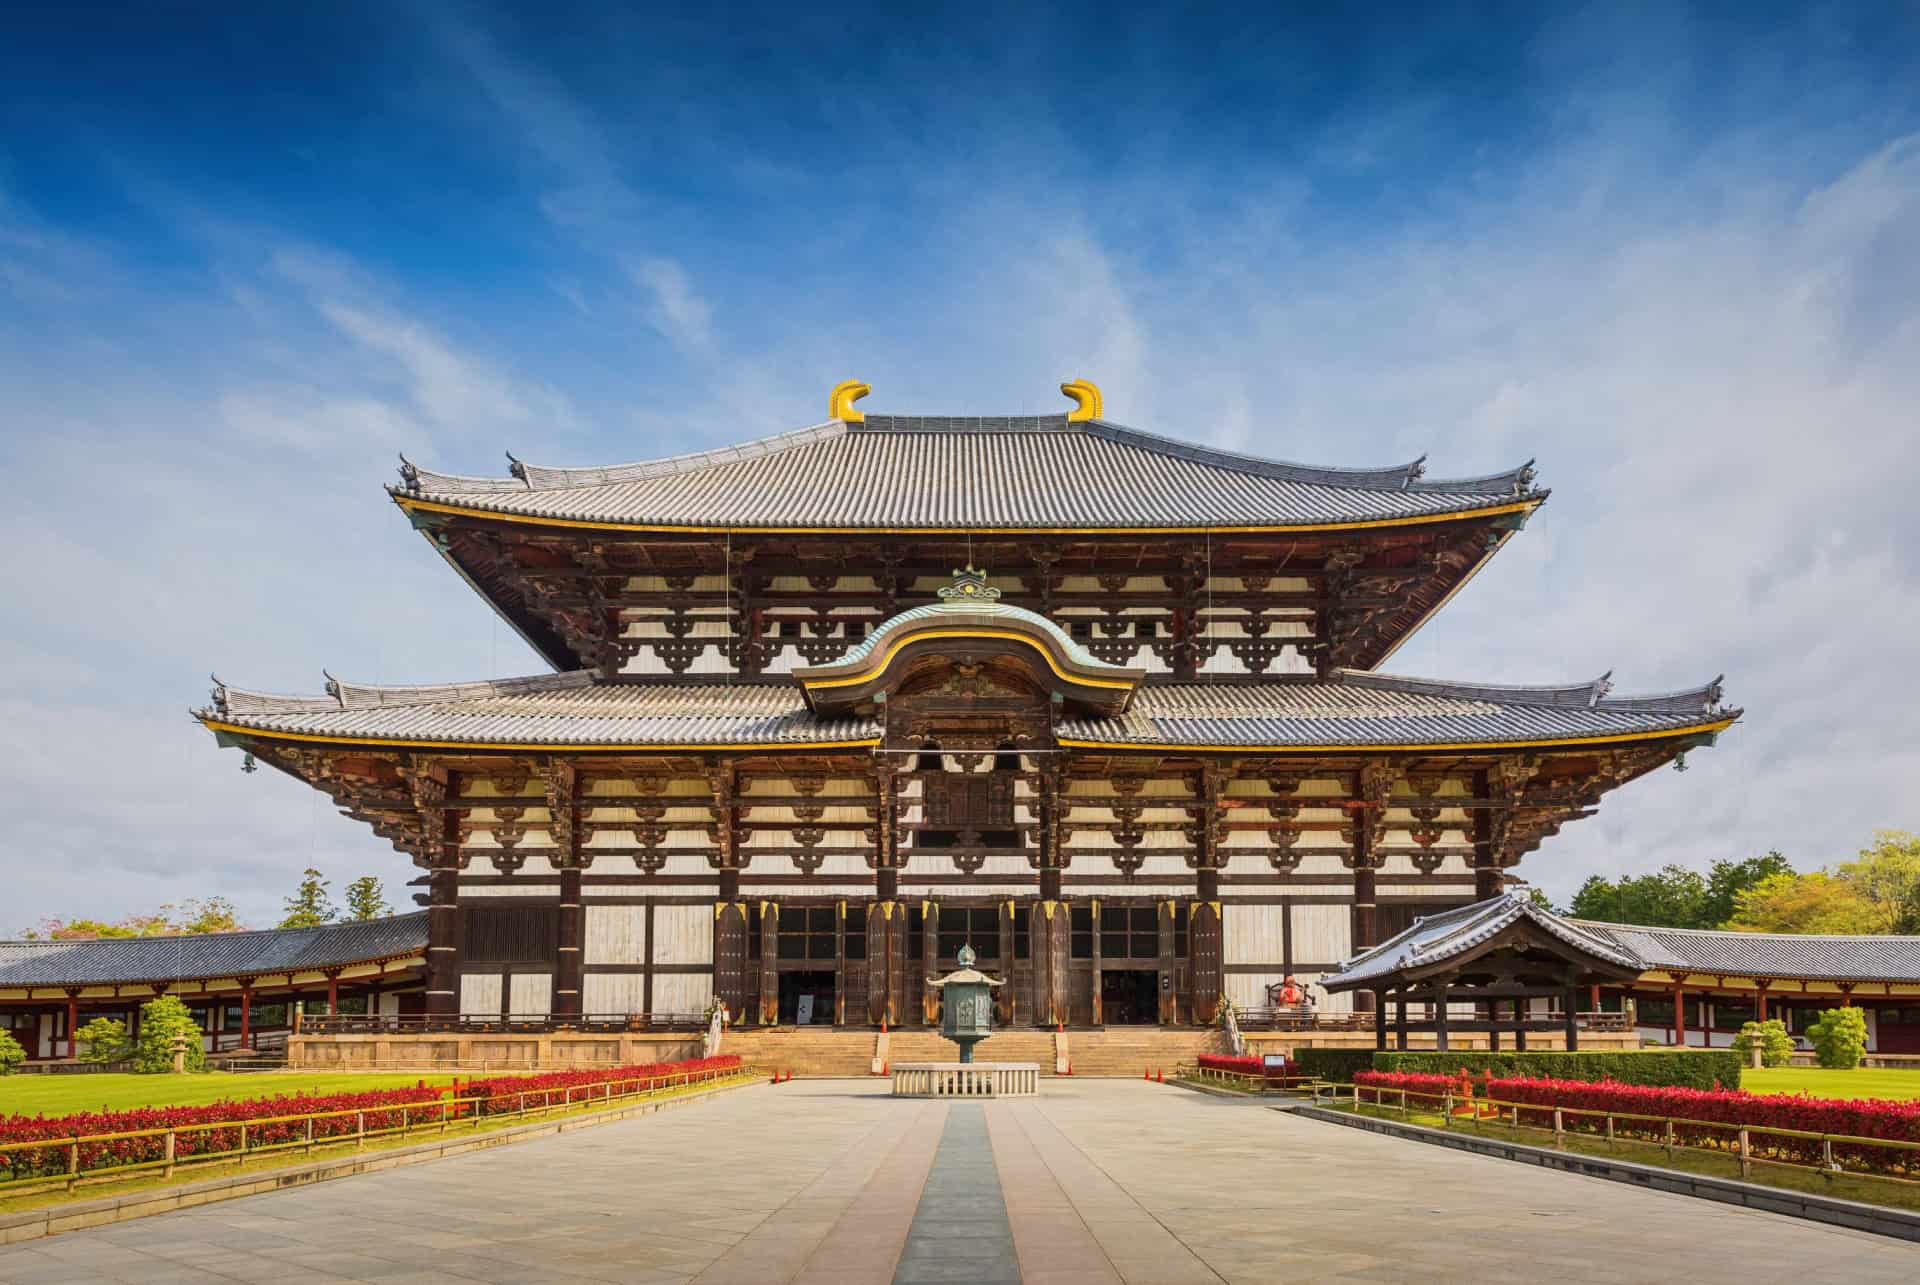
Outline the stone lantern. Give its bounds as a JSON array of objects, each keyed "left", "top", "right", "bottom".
[{"left": 928, "top": 944, "right": 1004, "bottom": 1064}]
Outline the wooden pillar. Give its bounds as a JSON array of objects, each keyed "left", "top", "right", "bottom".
[
  {"left": 1673, "top": 982, "right": 1686, "bottom": 1046},
  {"left": 1374, "top": 990, "right": 1387, "bottom": 1050},
  {"left": 1089, "top": 898, "right": 1103, "bottom": 1026},
  {"left": 1394, "top": 995, "right": 1408, "bottom": 1050},
  {"left": 921, "top": 899, "right": 940, "bottom": 1026},
  {"left": 1589, "top": 983, "right": 1601, "bottom": 1013},
  {"left": 325, "top": 971, "right": 340, "bottom": 1016},
  {"left": 554, "top": 865, "right": 584, "bottom": 1018},
  {"left": 834, "top": 900, "right": 847, "bottom": 1027},
  {"left": 64, "top": 990, "right": 79, "bottom": 1060},
  {"left": 996, "top": 899, "right": 1017, "bottom": 1026},
  {"left": 1514, "top": 997, "right": 1528, "bottom": 1052},
  {"left": 1434, "top": 985, "right": 1450, "bottom": 1052},
  {"left": 239, "top": 981, "right": 254, "bottom": 1051},
  {"left": 759, "top": 902, "right": 780, "bottom": 1025},
  {"left": 1839, "top": 983, "right": 1855, "bottom": 1007},
  {"left": 425, "top": 862, "right": 461, "bottom": 1017},
  {"left": 1488, "top": 999, "right": 1501, "bottom": 1051},
  {"left": 1157, "top": 899, "right": 1178, "bottom": 1026},
  {"left": 1031, "top": 900, "right": 1070, "bottom": 1027},
  {"left": 1755, "top": 980, "right": 1769, "bottom": 1024},
  {"left": 1036, "top": 769, "right": 1063, "bottom": 903},
  {"left": 1564, "top": 986, "right": 1580, "bottom": 1051},
  {"left": 1471, "top": 769, "right": 1503, "bottom": 900}
]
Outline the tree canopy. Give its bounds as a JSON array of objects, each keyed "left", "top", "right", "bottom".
[
  {"left": 279, "top": 867, "right": 337, "bottom": 929},
  {"left": 344, "top": 875, "right": 390, "bottom": 922},
  {"left": 1726, "top": 831, "right": 1920, "bottom": 935},
  {"left": 1565, "top": 853, "right": 1792, "bottom": 929},
  {"left": 28, "top": 897, "right": 242, "bottom": 940}
]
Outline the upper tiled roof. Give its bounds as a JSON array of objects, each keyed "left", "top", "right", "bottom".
[
  {"left": 394, "top": 417, "right": 1542, "bottom": 529},
  {"left": 1057, "top": 671, "right": 1734, "bottom": 747},
  {"left": 1573, "top": 921, "right": 1920, "bottom": 983},
  {"left": 0, "top": 914, "right": 428, "bottom": 987},
  {"left": 203, "top": 674, "right": 883, "bottom": 746},
  {"left": 1324, "top": 894, "right": 1642, "bottom": 989},
  {"left": 200, "top": 669, "right": 1732, "bottom": 750}
]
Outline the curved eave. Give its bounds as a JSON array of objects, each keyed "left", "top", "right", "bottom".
[
  {"left": 1055, "top": 715, "right": 1738, "bottom": 754},
  {"left": 796, "top": 625, "right": 1143, "bottom": 712},
  {"left": 390, "top": 489, "right": 1546, "bottom": 537},
  {"left": 199, "top": 716, "right": 881, "bottom": 754}
]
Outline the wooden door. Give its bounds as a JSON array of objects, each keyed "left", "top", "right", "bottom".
[
  {"left": 1157, "top": 900, "right": 1178, "bottom": 1025},
  {"left": 1188, "top": 900, "right": 1223, "bottom": 1025},
  {"left": 713, "top": 902, "right": 751, "bottom": 1019},
  {"left": 758, "top": 901, "right": 780, "bottom": 1025},
  {"left": 995, "top": 900, "right": 1017, "bottom": 1026}
]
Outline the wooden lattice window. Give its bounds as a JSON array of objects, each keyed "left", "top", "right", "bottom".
[
  {"left": 924, "top": 774, "right": 1014, "bottom": 828},
  {"left": 462, "top": 907, "right": 557, "bottom": 964}
]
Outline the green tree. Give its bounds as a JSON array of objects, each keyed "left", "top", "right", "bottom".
[
  {"left": 1732, "top": 1019, "right": 1795, "bottom": 1068},
  {"left": 280, "top": 867, "right": 337, "bottom": 929},
  {"left": 1566, "top": 875, "right": 1622, "bottom": 921},
  {"left": 28, "top": 898, "right": 245, "bottom": 939},
  {"left": 1806, "top": 1007, "right": 1869, "bottom": 1070},
  {"left": 132, "top": 994, "right": 206, "bottom": 1074},
  {"left": 343, "top": 875, "right": 390, "bottom": 922},
  {"left": 74, "top": 1016, "right": 132, "bottom": 1063},
  {"left": 169, "top": 897, "right": 242, "bottom": 934},
  {"left": 1520, "top": 887, "right": 1556, "bottom": 913},
  {"left": 1567, "top": 865, "right": 1708, "bottom": 927},
  {"left": 1837, "top": 831, "right": 1920, "bottom": 934},
  {"left": 0, "top": 1028, "right": 24, "bottom": 1075},
  {"left": 1725, "top": 871, "right": 1884, "bottom": 934},
  {"left": 1701, "top": 852, "right": 1794, "bottom": 927}
]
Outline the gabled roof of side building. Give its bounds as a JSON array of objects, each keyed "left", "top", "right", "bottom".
[
  {"left": 1571, "top": 920, "right": 1920, "bottom": 984},
  {"left": 0, "top": 913, "right": 429, "bottom": 987},
  {"left": 393, "top": 415, "right": 1544, "bottom": 531}
]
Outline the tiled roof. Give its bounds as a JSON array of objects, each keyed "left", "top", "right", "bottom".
[
  {"left": 1056, "top": 671, "right": 1734, "bottom": 747},
  {"left": 1323, "top": 894, "right": 1642, "bottom": 989},
  {"left": 831, "top": 598, "right": 1113, "bottom": 672},
  {"left": 0, "top": 914, "right": 429, "bottom": 987},
  {"left": 201, "top": 669, "right": 1732, "bottom": 750},
  {"left": 203, "top": 674, "right": 883, "bottom": 746},
  {"left": 1573, "top": 921, "right": 1920, "bottom": 984},
  {"left": 395, "top": 416, "right": 1542, "bottom": 529}
]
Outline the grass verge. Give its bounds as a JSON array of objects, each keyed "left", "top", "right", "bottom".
[
  {"left": 1741, "top": 1067, "right": 1920, "bottom": 1102},
  {"left": 0, "top": 1072, "right": 754, "bottom": 1214},
  {"left": 1329, "top": 1099, "right": 1920, "bottom": 1214},
  {"left": 0, "top": 1071, "right": 461, "bottom": 1116}
]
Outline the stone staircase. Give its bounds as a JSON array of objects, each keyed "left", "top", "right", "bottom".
[{"left": 724, "top": 1025, "right": 1229, "bottom": 1078}]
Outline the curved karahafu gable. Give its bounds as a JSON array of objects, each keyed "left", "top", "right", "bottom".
[{"left": 792, "top": 568, "right": 1145, "bottom": 717}]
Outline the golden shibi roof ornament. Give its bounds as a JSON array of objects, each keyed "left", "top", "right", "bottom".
[
  {"left": 1060, "top": 377, "right": 1103, "bottom": 421},
  {"left": 828, "top": 379, "right": 870, "bottom": 422}
]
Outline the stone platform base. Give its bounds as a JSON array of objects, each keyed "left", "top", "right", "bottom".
[
  {"left": 891, "top": 1062, "right": 1040, "bottom": 1097},
  {"left": 287, "top": 1031, "right": 702, "bottom": 1071}
]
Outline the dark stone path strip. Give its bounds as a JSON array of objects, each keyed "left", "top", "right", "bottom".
[{"left": 893, "top": 1104, "right": 1019, "bottom": 1285}]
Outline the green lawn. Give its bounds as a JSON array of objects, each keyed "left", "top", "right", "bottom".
[
  {"left": 0, "top": 1071, "right": 461, "bottom": 1118},
  {"left": 1741, "top": 1066, "right": 1920, "bottom": 1101}
]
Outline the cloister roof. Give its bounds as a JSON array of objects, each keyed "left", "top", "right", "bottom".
[{"left": 0, "top": 914, "right": 429, "bottom": 987}]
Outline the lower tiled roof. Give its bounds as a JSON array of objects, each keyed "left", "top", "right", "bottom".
[
  {"left": 1324, "top": 894, "right": 1641, "bottom": 989},
  {"left": 0, "top": 914, "right": 429, "bottom": 987},
  {"left": 200, "top": 669, "right": 1733, "bottom": 750},
  {"left": 1574, "top": 921, "right": 1920, "bottom": 983}
]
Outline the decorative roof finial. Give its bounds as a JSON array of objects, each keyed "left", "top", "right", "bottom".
[
  {"left": 829, "top": 379, "right": 871, "bottom": 423},
  {"left": 396, "top": 453, "right": 420, "bottom": 493},
  {"left": 957, "top": 942, "right": 977, "bottom": 968},
  {"left": 938, "top": 566, "right": 1001, "bottom": 602},
  {"left": 1060, "top": 377, "right": 1103, "bottom": 422}
]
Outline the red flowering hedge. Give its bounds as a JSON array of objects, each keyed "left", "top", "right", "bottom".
[
  {"left": 1196, "top": 1053, "right": 1266, "bottom": 1076},
  {"left": 457, "top": 1055, "right": 742, "bottom": 1116},
  {"left": 0, "top": 1085, "right": 444, "bottom": 1182},
  {"left": 1352, "top": 1071, "right": 1920, "bottom": 1178}
]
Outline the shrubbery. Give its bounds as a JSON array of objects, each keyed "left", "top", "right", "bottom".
[
  {"left": 1195, "top": 1053, "right": 1264, "bottom": 1076},
  {"left": 1352, "top": 1069, "right": 1920, "bottom": 1178},
  {"left": 1291, "top": 1048, "right": 1374, "bottom": 1084},
  {"left": 1807, "top": 1008, "right": 1869, "bottom": 1069},
  {"left": 132, "top": 995, "right": 205, "bottom": 1074},
  {"left": 457, "top": 1056, "right": 743, "bottom": 1116},
  {"left": 0, "top": 1030, "right": 23, "bottom": 1076},
  {"left": 0, "top": 1084, "right": 444, "bottom": 1182},
  {"left": 75, "top": 1017, "right": 132, "bottom": 1064},
  {"left": 1732, "top": 1020, "right": 1795, "bottom": 1069},
  {"left": 1371, "top": 1049, "right": 1741, "bottom": 1091}
]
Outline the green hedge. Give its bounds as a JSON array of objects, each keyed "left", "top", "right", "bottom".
[
  {"left": 1371, "top": 1049, "right": 1741, "bottom": 1091},
  {"left": 1290, "top": 1048, "right": 1376, "bottom": 1083}
]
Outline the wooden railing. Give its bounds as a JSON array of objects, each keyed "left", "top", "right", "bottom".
[
  {"left": 1233, "top": 1008, "right": 1632, "bottom": 1033},
  {"left": 295, "top": 1011, "right": 707, "bottom": 1037},
  {"left": 1324, "top": 1082, "right": 1920, "bottom": 1191},
  {"left": 0, "top": 1064, "right": 749, "bottom": 1200}
]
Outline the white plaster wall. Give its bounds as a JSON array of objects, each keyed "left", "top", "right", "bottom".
[
  {"left": 460, "top": 884, "right": 561, "bottom": 898},
  {"left": 460, "top": 973, "right": 502, "bottom": 1015},
  {"left": 509, "top": 973, "right": 553, "bottom": 1017},
  {"left": 1290, "top": 904, "right": 1351, "bottom": 968},
  {"left": 654, "top": 906, "right": 714, "bottom": 965},
  {"left": 652, "top": 974, "right": 713, "bottom": 1015},
  {"left": 584, "top": 906, "right": 647, "bottom": 965},
  {"left": 1224, "top": 904, "right": 1286, "bottom": 965},
  {"left": 583, "top": 973, "right": 646, "bottom": 1014}
]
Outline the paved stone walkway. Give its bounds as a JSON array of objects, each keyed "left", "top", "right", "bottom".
[{"left": 2, "top": 1081, "right": 1915, "bottom": 1283}]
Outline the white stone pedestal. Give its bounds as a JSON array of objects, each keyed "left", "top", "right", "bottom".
[{"left": 890, "top": 1062, "right": 1040, "bottom": 1097}]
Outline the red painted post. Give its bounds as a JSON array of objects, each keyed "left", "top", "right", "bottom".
[
  {"left": 240, "top": 983, "right": 254, "bottom": 1051},
  {"left": 64, "top": 992, "right": 79, "bottom": 1060},
  {"left": 1673, "top": 984, "right": 1685, "bottom": 1047}
]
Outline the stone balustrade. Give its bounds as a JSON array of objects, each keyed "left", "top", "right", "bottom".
[{"left": 891, "top": 1061, "right": 1040, "bottom": 1098}]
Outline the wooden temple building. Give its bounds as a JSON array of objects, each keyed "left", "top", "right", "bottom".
[{"left": 183, "top": 379, "right": 1747, "bottom": 1043}]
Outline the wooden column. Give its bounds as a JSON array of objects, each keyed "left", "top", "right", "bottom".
[
  {"left": 996, "top": 900, "right": 1017, "bottom": 1026},
  {"left": 1488, "top": 999, "right": 1501, "bottom": 1051},
  {"left": 1470, "top": 768, "right": 1504, "bottom": 900},
  {"left": 1564, "top": 986, "right": 1580, "bottom": 1051},
  {"left": 921, "top": 899, "right": 940, "bottom": 1026},
  {"left": 325, "top": 971, "right": 340, "bottom": 1016},
  {"left": 1036, "top": 769, "right": 1063, "bottom": 902},
  {"left": 1433, "top": 984, "right": 1450, "bottom": 1052},
  {"left": 555, "top": 865, "right": 583, "bottom": 1018},
  {"left": 1157, "top": 900, "right": 1178, "bottom": 1026},
  {"left": 834, "top": 901, "right": 846, "bottom": 1027},
  {"left": 409, "top": 766, "right": 462, "bottom": 1017},
  {"left": 1089, "top": 898, "right": 1103, "bottom": 1026},
  {"left": 1031, "top": 901, "right": 1069, "bottom": 1027},
  {"left": 239, "top": 981, "right": 254, "bottom": 1051},
  {"left": 1514, "top": 997, "right": 1529, "bottom": 1051},
  {"left": 1374, "top": 990, "right": 1387, "bottom": 1050},
  {"left": 1673, "top": 981, "right": 1687, "bottom": 1046},
  {"left": 1394, "top": 995, "right": 1408, "bottom": 1050},
  {"left": 1755, "top": 980, "right": 1770, "bottom": 1023},
  {"left": 64, "top": 990, "right": 79, "bottom": 1060}
]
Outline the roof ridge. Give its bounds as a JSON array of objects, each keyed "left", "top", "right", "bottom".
[
  {"left": 206, "top": 671, "right": 595, "bottom": 718},
  {"left": 1337, "top": 668, "right": 1733, "bottom": 715},
  {"left": 1569, "top": 918, "right": 1920, "bottom": 943},
  {"left": 395, "top": 421, "right": 846, "bottom": 495}
]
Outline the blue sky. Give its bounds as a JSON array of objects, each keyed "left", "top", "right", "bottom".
[{"left": 3, "top": 3, "right": 1918, "bottom": 926}]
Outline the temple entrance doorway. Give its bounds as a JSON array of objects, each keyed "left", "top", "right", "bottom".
[
  {"left": 778, "top": 972, "right": 835, "bottom": 1025},
  {"left": 1100, "top": 969, "right": 1160, "bottom": 1025}
]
